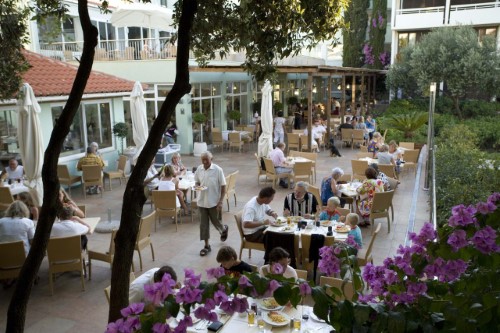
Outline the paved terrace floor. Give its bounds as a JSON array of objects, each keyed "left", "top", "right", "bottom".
[{"left": 0, "top": 141, "right": 430, "bottom": 332}]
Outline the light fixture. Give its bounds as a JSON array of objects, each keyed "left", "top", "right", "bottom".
[
  {"left": 294, "top": 88, "right": 300, "bottom": 96},
  {"left": 346, "top": 84, "right": 351, "bottom": 90},
  {"left": 337, "top": 84, "right": 342, "bottom": 90},
  {"left": 312, "top": 84, "right": 317, "bottom": 94}
]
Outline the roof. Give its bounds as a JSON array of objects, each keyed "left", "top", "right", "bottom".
[{"left": 22, "top": 50, "right": 145, "bottom": 97}]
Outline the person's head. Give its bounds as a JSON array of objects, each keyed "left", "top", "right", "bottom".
[
  {"left": 369, "top": 163, "right": 380, "bottom": 175},
  {"left": 258, "top": 187, "right": 276, "bottom": 205},
  {"left": 162, "top": 165, "right": 175, "bottom": 178},
  {"left": 314, "top": 119, "right": 321, "bottom": 126},
  {"left": 8, "top": 159, "right": 18, "bottom": 170},
  {"left": 346, "top": 117, "right": 351, "bottom": 123},
  {"left": 379, "top": 144, "right": 389, "bottom": 153},
  {"left": 366, "top": 115, "right": 372, "bottom": 121},
  {"left": 277, "top": 111, "right": 283, "bottom": 117},
  {"left": 86, "top": 146, "right": 94, "bottom": 154},
  {"left": 58, "top": 206, "right": 74, "bottom": 220},
  {"left": 171, "top": 152, "right": 181, "bottom": 165},
  {"left": 276, "top": 142, "right": 286, "bottom": 151},
  {"left": 346, "top": 213, "right": 359, "bottom": 227},
  {"left": 59, "top": 188, "right": 71, "bottom": 203},
  {"left": 326, "top": 196, "right": 341, "bottom": 210},
  {"left": 5, "top": 201, "right": 29, "bottom": 218},
  {"left": 269, "top": 247, "right": 290, "bottom": 273},
  {"left": 365, "top": 167, "right": 378, "bottom": 180},
  {"left": 17, "top": 192, "right": 35, "bottom": 208},
  {"left": 216, "top": 246, "right": 239, "bottom": 269},
  {"left": 153, "top": 265, "right": 178, "bottom": 283},
  {"left": 200, "top": 151, "right": 213, "bottom": 169},
  {"left": 373, "top": 132, "right": 381, "bottom": 140},
  {"left": 331, "top": 167, "right": 344, "bottom": 180},
  {"left": 90, "top": 142, "right": 99, "bottom": 151},
  {"left": 388, "top": 140, "right": 398, "bottom": 152},
  {"left": 293, "top": 181, "right": 308, "bottom": 200}
]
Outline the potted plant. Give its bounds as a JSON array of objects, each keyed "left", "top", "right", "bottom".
[
  {"left": 273, "top": 101, "right": 284, "bottom": 115},
  {"left": 192, "top": 112, "right": 207, "bottom": 156},
  {"left": 112, "top": 122, "right": 128, "bottom": 154},
  {"left": 227, "top": 110, "right": 242, "bottom": 130}
]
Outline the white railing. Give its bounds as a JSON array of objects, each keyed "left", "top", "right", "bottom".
[
  {"left": 396, "top": 6, "right": 444, "bottom": 15},
  {"left": 450, "top": 2, "right": 500, "bottom": 12}
]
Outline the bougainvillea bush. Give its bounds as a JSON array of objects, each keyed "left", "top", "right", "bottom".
[{"left": 107, "top": 194, "right": 499, "bottom": 333}]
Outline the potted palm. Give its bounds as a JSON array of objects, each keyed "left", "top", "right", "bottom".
[{"left": 192, "top": 112, "right": 207, "bottom": 156}]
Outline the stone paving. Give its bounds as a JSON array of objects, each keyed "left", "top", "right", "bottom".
[{"left": 0, "top": 141, "right": 430, "bottom": 332}]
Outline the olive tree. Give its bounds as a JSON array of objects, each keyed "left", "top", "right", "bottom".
[{"left": 5, "top": 0, "right": 348, "bottom": 330}]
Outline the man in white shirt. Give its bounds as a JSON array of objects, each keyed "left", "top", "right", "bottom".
[
  {"left": 194, "top": 151, "right": 227, "bottom": 256},
  {"left": 268, "top": 143, "right": 292, "bottom": 188},
  {"left": 51, "top": 206, "right": 90, "bottom": 249},
  {"left": 129, "top": 266, "right": 178, "bottom": 307},
  {"left": 1, "top": 159, "right": 24, "bottom": 181},
  {"left": 242, "top": 187, "right": 278, "bottom": 243}
]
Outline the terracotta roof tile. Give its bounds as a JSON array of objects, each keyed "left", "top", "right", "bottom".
[{"left": 22, "top": 50, "right": 146, "bottom": 97}]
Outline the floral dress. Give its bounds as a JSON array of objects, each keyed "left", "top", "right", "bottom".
[{"left": 356, "top": 179, "right": 384, "bottom": 220}]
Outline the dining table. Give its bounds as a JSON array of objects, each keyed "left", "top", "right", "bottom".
[
  {"left": 264, "top": 218, "right": 349, "bottom": 242},
  {"left": 183, "top": 303, "right": 333, "bottom": 333},
  {"left": 283, "top": 156, "right": 312, "bottom": 167},
  {"left": 1, "top": 181, "right": 30, "bottom": 196},
  {"left": 338, "top": 182, "right": 363, "bottom": 212},
  {"left": 83, "top": 217, "right": 101, "bottom": 234},
  {"left": 222, "top": 130, "right": 251, "bottom": 142}
]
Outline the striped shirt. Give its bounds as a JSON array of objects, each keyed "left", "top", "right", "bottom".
[{"left": 283, "top": 192, "right": 318, "bottom": 217}]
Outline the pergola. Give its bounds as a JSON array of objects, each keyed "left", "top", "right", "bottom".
[{"left": 191, "top": 64, "right": 387, "bottom": 151}]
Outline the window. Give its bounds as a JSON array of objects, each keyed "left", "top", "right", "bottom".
[
  {"left": 477, "top": 27, "right": 497, "bottom": 43},
  {"left": 398, "top": 31, "right": 428, "bottom": 50},
  {"left": 52, "top": 101, "right": 112, "bottom": 157},
  {"left": 191, "top": 82, "right": 223, "bottom": 143},
  {"left": 0, "top": 108, "right": 19, "bottom": 156}
]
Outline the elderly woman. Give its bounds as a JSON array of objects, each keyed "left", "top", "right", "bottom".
[
  {"left": 320, "top": 167, "right": 345, "bottom": 206},
  {"left": 170, "top": 152, "right": 186, "bottom": 177},
  {"left": 376, "top": 144, "right": 395, "bottom": 166},
  {"left": 0, "top": 201, "right": 34, "bottom": 255},
  {"left": 356, "top": 167, "right": 385, "bottom": 226},
  {"left": 370, "top": 163, "right": 391, "bottom": 191},
  {"left": 318, "top": 196, "right": 345, "bottom": 221}
]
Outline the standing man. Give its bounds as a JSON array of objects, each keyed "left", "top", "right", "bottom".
[
  {"left": 241, "top": 187, "right": 278, "bottom": 243},
  {"left": 283, "top": 181, "right": 318, "bottom": 219},
  {"left": 268, "top": 143, "right": 293, "bottom": 188},
  {"left": 195, "top": 151, "right": 228, "bottom": 256}
]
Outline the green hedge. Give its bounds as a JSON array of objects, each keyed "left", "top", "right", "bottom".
[{"left": 463, "top": 117, "right": 500, "bottom": 151}]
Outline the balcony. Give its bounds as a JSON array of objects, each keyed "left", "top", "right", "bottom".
[
  {"left": 449, "top": 2, "right": 500, "bottom": 25},
  {"left": 394, "top": 6, "right": 445, "bottom": 30}
]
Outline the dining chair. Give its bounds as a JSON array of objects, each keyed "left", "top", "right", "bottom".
[
  {"left": 88, "top": 229, "right": 117, "bottom": 279},
  {"left": 319, "top": 276, "right": 357, "bottom": 301},
  {"left": 352, "top": 129, "right": 366, "bottom": 148},
  {"left": 47, "top": 235, "right": 86, "bottom": 295},
  {"left": 339, "top": 173, "right": 352, "bottom": 183},
  {"left": 152, "top": 190, "right": 181, "bottom": 232},
  {"left": 357, "top": 223, "right": 382, "bottom": 266},
  {"left": 234, "top": 125, "right": 245, "bottom": 131},
  {"left": 299, "top": 234, "right": 333, "bottom": 281},
  {"left": 359, "top": 145, "right": 368, "bottom": 153},
  {"left": 57, "top": 164, "right": 82, "bottom": 195},
  {"left": 378, "top": 164, "right": 398, "bottom": 180},
  {"left": 212, "top": 131, "right": 227, "bottom": 152},
  {"left": 295, "top": 151, "right": 317, "bottom": 183},
  {"left": 300, "top": 135, "right": 317, "bottom": 152},
  {"left": 234, "top": 210, "right": 265, "bottom": 259},
  {"left": 402, "top": 149, "right": 419, "bottom": 176},
  {"left": 254, "top": 153, "right": 267, "bottom": 184},
  {"left": 369, "top": 190, "right": 395, "bottom": 234},
  {"left": 228, "top": 132, "right": 244, "bottom": 152},
  {"left": 190, "top": 189, "right": 199, "bottom": 224},
  {"left": 356, "top": 152, "right": 373, "bottom": 159},
  {"left": 0, "top": 240, "right": 26, "bottom": 280},
  {"left": 399, "top": 142, "right": 415, "bottom": 150},
  {"left": 104, "top": 271, "right": 136, "bottom": 304},
  {"left": 387, "top": 177, "right": 399, "bottom": 221},
  {"left": 292, "top": 161, "right": 313, "bottom": 185},
  {"left": 296, "top": 269, "right": 308, "bottom": 280},
  {"left": 308, "top": 185, "right": 322, "bottom": 212},
  {"left": 263, "top": 231, "right": 300, "bottom": 268},
  {"left": 338, "top": 207, "right": 351, "bottom": 218},
  {"left": 103, "top": 155, "right": 128, "bottom": 191},
  {"left": 225, "top": 170, "right": 238, "bottom": 212},
  {"left": 263, "top": 158, "right": 292, "bottom": 189},
  {"left": 81, "top": 164, "right": 103, "bottom": 198},
  {"left": 287, "top": 133, "right": 301, "bottom": 153},
  {"left": 244, "top": 126, "right": 255, "bottom": 141},
  {"left": 0, "top": 187, "right": 14, "bottom": 211},
  {"left": 351, "top": 160, "right": 368, "bottom": 181},
  {"left": 133, "top": 212, "right": 156, "bottom": 271},
  {"left": 341, "top": 128, "right": 353, "bottom": 148},
  {"left": 212, "top": 127, "right": 221, "bottom": 132}
]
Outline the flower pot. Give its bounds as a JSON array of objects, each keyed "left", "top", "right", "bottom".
[{"left": 193, "top": 142, "right": 208, "bottom": 157}]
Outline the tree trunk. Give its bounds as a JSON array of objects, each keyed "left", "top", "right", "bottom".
[
  {"left": 107, "top": 0, "right": 196, "bottom": 322},
  {"left": 6, "top": 1, "right": 97, "bottom": 332}
]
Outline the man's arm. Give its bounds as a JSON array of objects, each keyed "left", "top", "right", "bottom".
[
  {"left": 242, "top": 207, "right": 271, "bottom": 228},
  {"left": 217, "top": 185, "right": 226, "bottom": 210}
]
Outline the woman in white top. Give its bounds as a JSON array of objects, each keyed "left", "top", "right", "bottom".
[
  {"left": 51, "top": 206, "right": 90, "bottom": 239},
  {"left": 273, "top": 111, "right": 286, "bottom": 144},
  {"left": 0, "top": 201, "right": 34, "bottom": 255},
  {"left": 158, "top": 165, "right": 190, "bottom": 214},
  {"left": 259, "top": 247, "right": 298, "bottom": 281}
]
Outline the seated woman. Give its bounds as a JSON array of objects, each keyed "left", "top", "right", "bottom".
[
  {"left": 319, "top": 197, "right": 345, "bottom": 221},
  {"left": 259, "top": 247, "right": 297, "bottom": 281},
  {"left": 17, "top": 192, "right": 39, "bottom": 221},
  {"left": 59, "top": 188, "right": 85, "bottom": 218},
  {"left": 158, "top": 165, "right": 190, "bottom": 215},
  {"left": 375, "top": 144, "right": 396, "bottom": 166},
  {"left": 170, "top": 152, "right": 186, "bottom": 177},
  {"left": 388, "top": 140, "right": 403, "bottom": 173},
  {"left": 370, "top": 163, "right": 391, "bottom": 191},
  {"left": 320, "top": 167, "right": 345, "bottom": 207},
  {"left": 356, "top": 167, "right": 385, "bottom": 226},
  {"left": 0, "top": 201, "right": 34, "bottom": 255},
  {"left": 367, "top": 132, "right": 383, "bottom": 157}
]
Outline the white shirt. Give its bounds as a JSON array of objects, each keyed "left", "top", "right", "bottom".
[
  {"left": 242, "top": 196, "right": 271, "bottom": 235},
  {"left": 145, "top": 165, "right": 160, "bottom": 190},
  {"left": 274, "top": 117, "right": 286, "bottom": 133},
  {"left": 311, "top": 124, "right": 326, "bottom": 140},
  {"left": 5, "top": 166, "right": 24, "bottom": 180},
  {"left": 268, "top": 148, "right": 286, "bottom": 167},
  {"left": 158, "top": 179, "right": 180, "bottom": 208},
  {"left": 259, "top": 264, "right": 298, "bottom": 281},
  {"left": 50, "top": 220, "right": 89, "bottom": 238},
  {"left": 194, "top": 163, "right": 226, "bottom": 208},
  {"left": 129, "top": 268, "right": 158, "bottom": 304},
  {"left": 0, "top": 217, "right": 35, "bottom": 255}
]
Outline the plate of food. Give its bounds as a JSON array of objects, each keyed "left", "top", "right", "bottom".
[
  {"left": 273, "top": 218, "right": 286, "bottom": 226},
  {"left": 192, "top": 185, "right": 207, "bottom": 191},
  {"left": 263, "top": 311, "right": 290, "bottom": 327},
  {"left": 335, "top": 225, "right": 350, "bottom": 233},
  {"left": 310, "top": 312, "right": 326, "bottom": 323},
  {"left": 280, "top": 226, "right": 295, "bottom": 233},
  {"left": 290, "top": 216, "right": 302, "bottom": 223},
  {"left": 258, "top": 297, "right": 283, "bottom": 311},
  {"left": 320, "top": 220, "right": 332, "bottom": 227}
]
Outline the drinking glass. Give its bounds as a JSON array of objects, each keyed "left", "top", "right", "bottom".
[
  {"left": 293, "top": 317, "right": 301, "bottom": 331},
  {"left": 257, "top": 313, "right": 265, "bottom": 330},
  {"left": 247, "top": 310, "right": 256, "bottom": 327}
]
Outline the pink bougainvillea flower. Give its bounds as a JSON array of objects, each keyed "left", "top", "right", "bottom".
[
  {"left": 298, "top": 282, "right": 312, "bottom": 296},
  {"left": 271, "top": 263, "right": 284, "bottom": 274},
  {"left": 471, "top": 226, "right": 500, "bottom": 254},
  {"left": 476, "top": 201, "right": 497, "bottom": 215},
  {"left": 206, "top": 266, "right": 226, "bottom": 280},
  {"left": 447, "top": 229, "right": 468, "bottom": 252},
  {"left": 152, "top": 323, "right": 172, "bottom": 333},
  {"left": 120, "top": 302, "right": 145, "bottom": 317}
]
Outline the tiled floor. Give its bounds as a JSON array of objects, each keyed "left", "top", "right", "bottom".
[{"left": 0, "top": 141, "right": 430, "bottom": 332}]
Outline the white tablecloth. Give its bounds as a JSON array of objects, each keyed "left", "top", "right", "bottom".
[
  {"left": 222, "top": 130, "right": 250, "bottom": 141},
  {"left": 2, "top": 182, "right": 30, "bottom": 196}
]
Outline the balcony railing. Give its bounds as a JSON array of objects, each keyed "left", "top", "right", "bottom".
[
  {"left": 450, "top": 1, "right": 500, "bottom": 12},
  {"left": 396, "top": 6, "right": 444, "bottom": 15}
]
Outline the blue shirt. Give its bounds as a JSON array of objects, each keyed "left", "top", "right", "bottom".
[
  {"left": 348, "top": 227, "right": 363, "bottom": 248},
  {"left": 320, "top": 177, "right": 334, "bottom": 205},
  {"left": 319, "top": 209, "right": 341, "bottom": 221}
]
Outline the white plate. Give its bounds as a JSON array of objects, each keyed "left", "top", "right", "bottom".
[
  {"left": 192, "top": 186, "right": 207, "bottom": 191},
  {"left": 258, "top": 298, "right": 284, "bottom": 311},
  {"left": 279, "top": 227, "right": 295, "bottom": 233},
  {"left": 263, "top": 311, "right": 290, "bottom": 327},
  {"left": 310, "top": 312, "right": 326, "bottom": 323}
]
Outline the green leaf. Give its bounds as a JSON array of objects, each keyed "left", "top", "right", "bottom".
[{"left": 387, "top": 311, "right": 406, "bottom": 333}]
